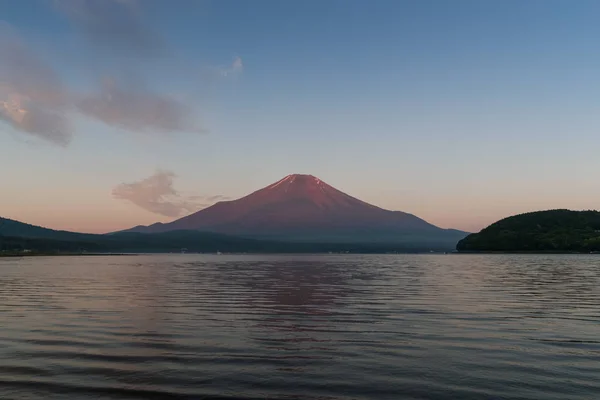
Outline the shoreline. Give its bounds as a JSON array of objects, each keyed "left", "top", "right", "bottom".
[
  {"left": 5, "top": 251, "right": 597, "bottom": 257},
  {"left": 454, "top": 251, "right": 599, "bottom": 255},
  {"left": 0, "top": 253, "right": 138, "bottom": 258}
]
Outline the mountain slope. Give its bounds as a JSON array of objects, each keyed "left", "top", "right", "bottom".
[
  {"left": 127, "top": 174, "right": 467, "bottom": 245},
  {"left": 0, "top": 217, "right": 293, "bottom": 252},
  {"left": 0, "top": 219, "right": 459, "bottom": 254},
  {"left": 0, "top": 217, "right": 97, "bottom": 241}
]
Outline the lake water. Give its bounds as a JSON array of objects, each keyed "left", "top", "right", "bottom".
[{"left": 1, "top": 254, "right": 599, "bottom": 399}]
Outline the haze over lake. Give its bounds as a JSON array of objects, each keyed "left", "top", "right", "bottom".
[{"left": 1, "top": 254, "right": 599, "bottom": 400}]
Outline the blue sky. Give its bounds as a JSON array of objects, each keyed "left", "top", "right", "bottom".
[{"left": 1, "top": 0, "right": 600, "bottom": 233}]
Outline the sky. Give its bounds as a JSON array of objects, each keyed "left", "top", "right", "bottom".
[{"left": 1, "top": 0, "right": 600, "bottom": 234}]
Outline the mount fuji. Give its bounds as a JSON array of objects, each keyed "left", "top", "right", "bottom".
[{"left": 125, "top": 174, "right": 467, "bottom": 247}]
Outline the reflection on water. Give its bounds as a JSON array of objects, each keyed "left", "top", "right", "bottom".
[{"left": 1, "top": 254, "right": 600, "bottom": 399}]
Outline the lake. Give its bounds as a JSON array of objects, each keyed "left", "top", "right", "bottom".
[{"left": 1, "top": 254, "right": 599, "bottom": 399}]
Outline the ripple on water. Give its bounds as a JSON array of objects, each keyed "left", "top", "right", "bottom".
[{"left": 1, "top": 254, "right": 600, "bottom": 400}]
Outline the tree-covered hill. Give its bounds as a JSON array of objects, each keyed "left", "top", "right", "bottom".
[
  {"left": 0, "top": 216, "right": 462, "bottom": 254},
  {"left": 457, "top": 209, "right": 600, "bottom": 252}
]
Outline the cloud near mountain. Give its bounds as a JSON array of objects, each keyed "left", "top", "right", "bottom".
[{"left": 112, "top": 170, "right": 228, "bottom": 217}]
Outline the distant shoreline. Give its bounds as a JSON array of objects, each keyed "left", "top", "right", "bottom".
[
  {"left": 455, "top": 251, "right": 599, "bottom": 255},
  {"left": 4, "top": 251, "right": 596, "bottom": 258},
  {"left": 1, "top": 251, "right": 452, "bottom": 257},
  {"left": 0, "top": 253, "right": 138, "bottom": 258}
]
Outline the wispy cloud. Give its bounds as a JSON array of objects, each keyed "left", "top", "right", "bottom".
[
  {"left": 0, "top": 25, "right": 72, "bottom": 145},
  {"left": 78, "top": 78, "right": 202, "bottom": 134},
  {"left": 219, "top": 56, "right": 243, "bottom": 77},
  {"left": 205, "top": 195, "right": 231, "bottom": 202},
  {"left": 54, "top": 0, "right": 164, "bottom": 57},
  {"left": 62, "top": 1, "right": 200, "bottom": 134},
  {"left": 113, "top": 171, "right": 227, "bottom": 217},
  {"left": 1, "top": 2, "right": 241, "bottom": 146},
  {"left": 203, "top": 56, "right": 244, "bottom": 79}
]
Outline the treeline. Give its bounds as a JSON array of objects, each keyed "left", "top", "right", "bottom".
[
  {"left": 1, "top": 230, "right": 454, "bottom": 255},
  {"left": 0, "top": 235, "right": 104, "bottom": 253}
]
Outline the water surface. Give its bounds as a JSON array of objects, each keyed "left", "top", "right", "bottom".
[{"left": 1, "top": 254, "right": 599, "bottom": 399}]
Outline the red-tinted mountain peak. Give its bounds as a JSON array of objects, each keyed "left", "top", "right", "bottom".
[
  {"left": 252, "top": 173, "right": 373, "bottom": 210},
  {"left": 265, "top": 174, "right": 321, "bottom": 189},
  {"left": 125, "top": 174, "right": 463, "bottom": 242}
]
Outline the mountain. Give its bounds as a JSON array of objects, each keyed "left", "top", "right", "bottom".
[
  {"left": 0, "top": 216, "right": 288, "bottom": 253},
  {"left": 0, "top": 216, "right": 453, "bottom": 254},
  {"left": 0, "top": 225, "right": 454, "bottom": 255},
  {"left": 457, "top": 209, "right": 600, "bottom": 252},
  {"left": 1, "top": 174, "right": 467, "bottom": 252},
  {"left": 125, "top": 174, "right": 467, "bottom": 246},
  {"left": 0, "top": 217, "right": 97, "bottom": 241}
]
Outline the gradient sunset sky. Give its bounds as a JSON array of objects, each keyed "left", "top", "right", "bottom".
[{"left": 1, "top": 0, "right": 600, "bottom": 234}]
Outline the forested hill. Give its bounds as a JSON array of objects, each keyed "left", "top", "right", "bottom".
[
  {"left": 0, "top": 217, "right": 96, "bottom": 241},
  {"left": 456, "top": 210, "right": 600, "bottom": 252}
]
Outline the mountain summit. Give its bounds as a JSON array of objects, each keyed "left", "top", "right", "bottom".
[{"left": 126, "top": 174, "right": 467, "bottom": 246}]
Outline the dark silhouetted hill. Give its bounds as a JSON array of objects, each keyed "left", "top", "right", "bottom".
[{"left": 457, "top": 209, "right": 600, "bottom": 252}]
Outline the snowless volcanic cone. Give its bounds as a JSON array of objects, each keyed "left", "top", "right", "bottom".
[{"left": 126, "top": 174, "right": 465, "bottom": 243}]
